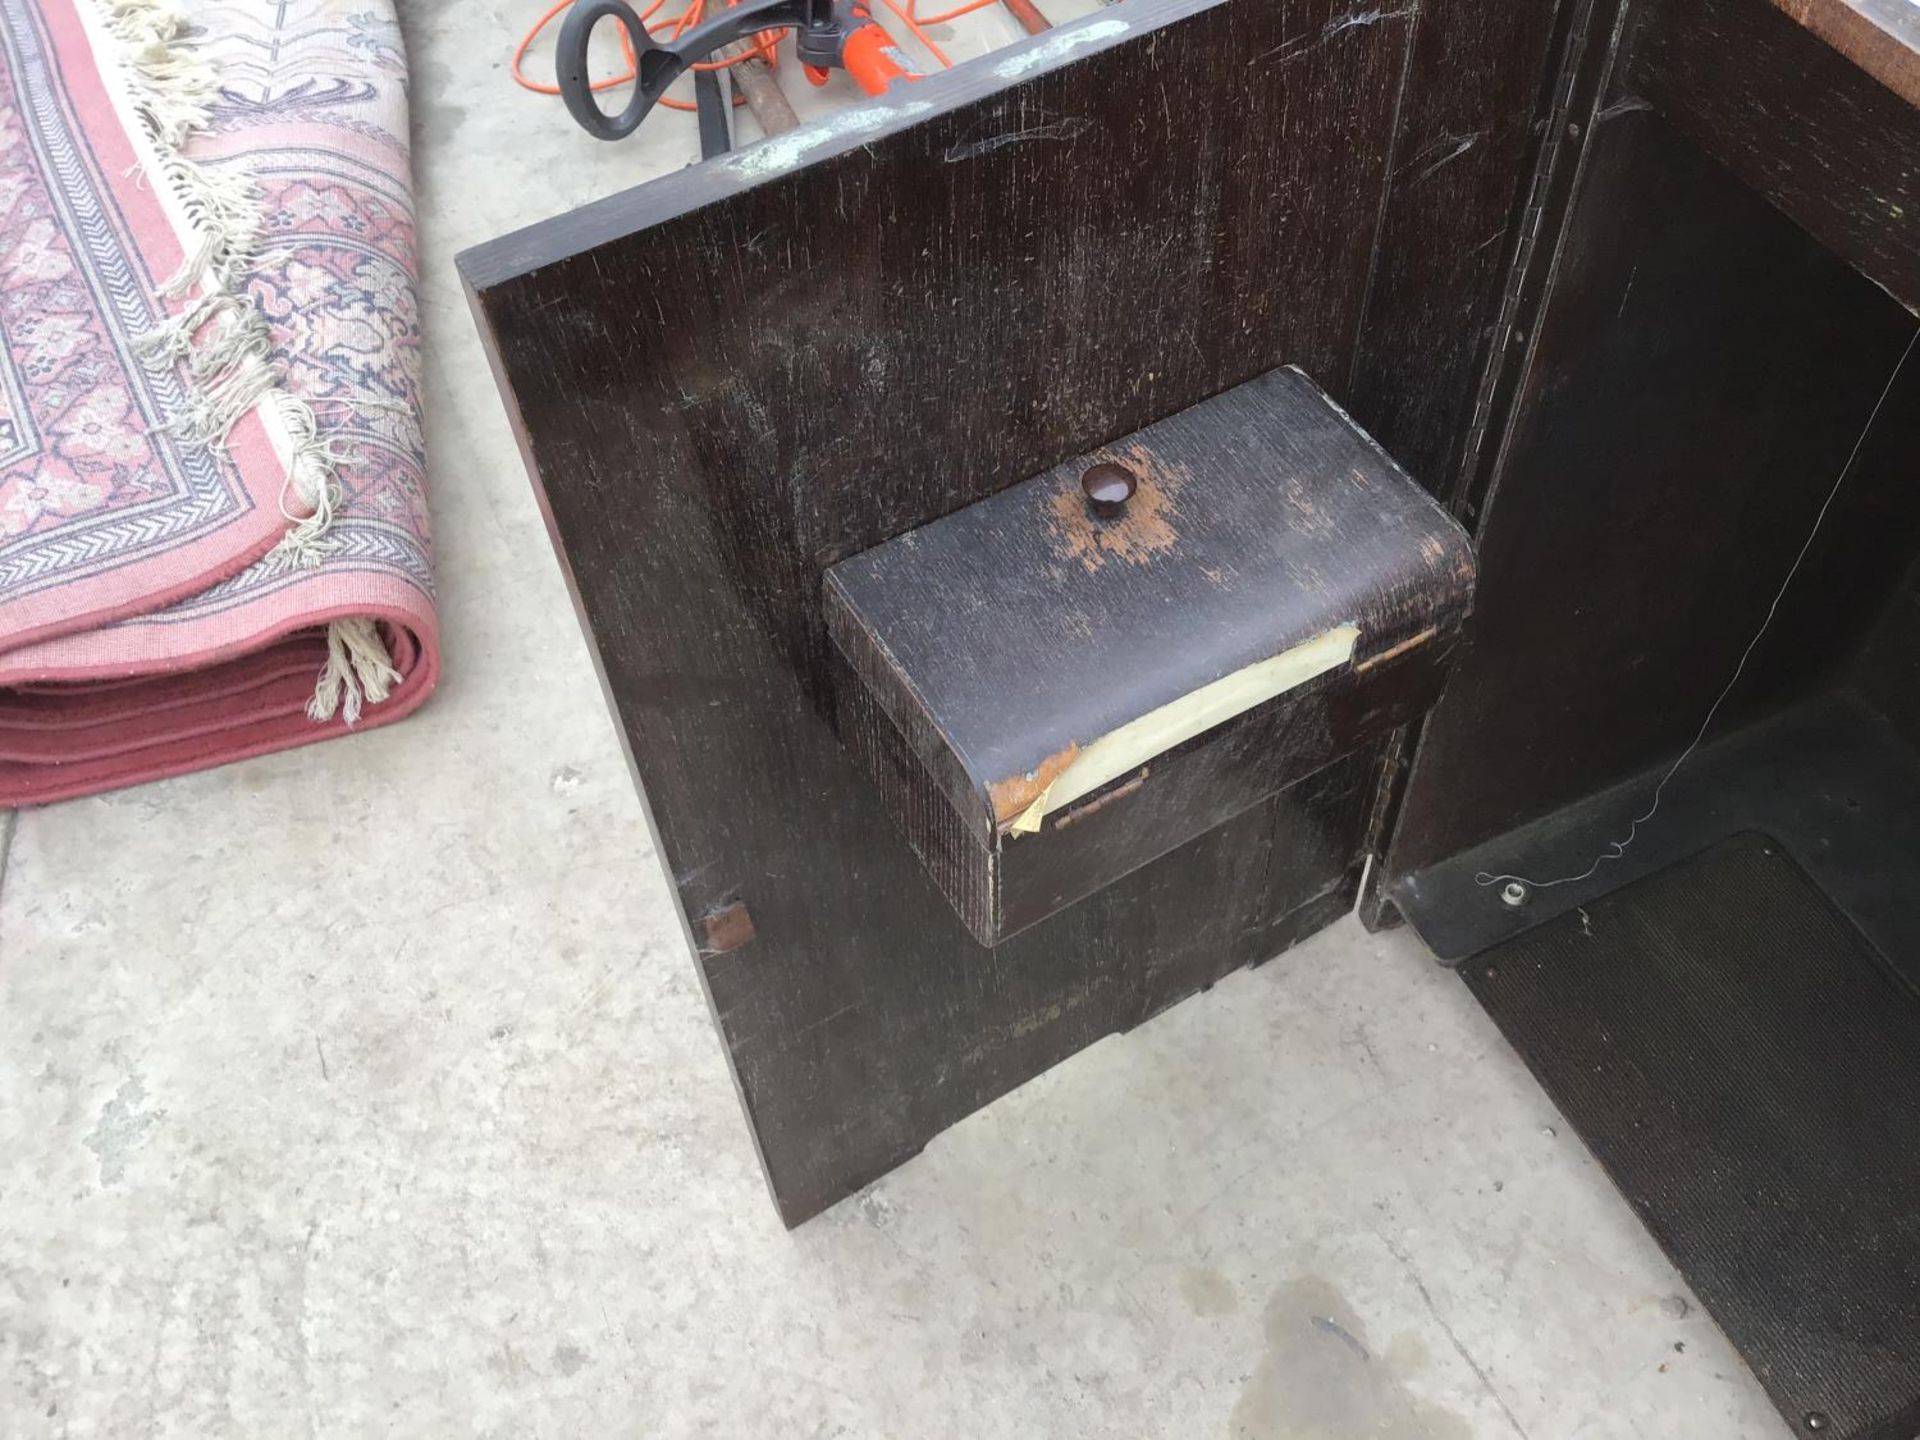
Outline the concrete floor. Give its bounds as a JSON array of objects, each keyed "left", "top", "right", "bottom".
[{"left": 0, "top": 3, "right": 1795, "bottom": 1435}]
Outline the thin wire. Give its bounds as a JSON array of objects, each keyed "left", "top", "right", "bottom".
[{"left": 1476, "top": 324, "right": 1920, "bottom": 892}]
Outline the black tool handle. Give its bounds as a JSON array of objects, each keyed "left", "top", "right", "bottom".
[
  {"left": 557, "top": 0, "right": 823, "bottom": 141},
  {"left": 694, "top": 66, "right": 731, "bottom": 157}
]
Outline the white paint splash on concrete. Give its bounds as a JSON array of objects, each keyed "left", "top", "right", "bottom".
[{"left": 85, "top": 1074, "right": 161, "bottom": 1185}]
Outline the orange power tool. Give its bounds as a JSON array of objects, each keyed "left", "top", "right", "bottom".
[{"left": 557, "top": 0, "right": 918, "bottom": 141}]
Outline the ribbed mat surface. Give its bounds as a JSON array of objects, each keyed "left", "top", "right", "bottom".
[{"left": 1466, "top": 833, "right": 1920, "bottom": 1439}]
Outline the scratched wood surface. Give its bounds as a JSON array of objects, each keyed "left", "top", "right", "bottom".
[
  {"left": 1346, "top": 0, "right": 1571, "bottom": 493},
  {"left": 462, "top": 0, "right": 1557, "bottom": 1223},
  {"left": 1631, "top": 0, "right": 1920, "bottom": 314}
]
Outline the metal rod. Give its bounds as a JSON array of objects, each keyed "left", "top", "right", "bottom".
[
  {"left": 1000, "top": 0, "right": 1050, "bottom": 35},
  {"left": 719, "top": 40, "right": 802, "bottom": 136}
]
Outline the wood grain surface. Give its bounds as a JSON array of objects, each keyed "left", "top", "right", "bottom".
[
  {"left": 463, "top": 0, "right": 1556, "bottom": 1223},
  {"left": 1632, "top": 0, "right": 1920, "bottom": 314},
  {"left": 1771, "top": 0, "right": 1920, "bottom": 107}
]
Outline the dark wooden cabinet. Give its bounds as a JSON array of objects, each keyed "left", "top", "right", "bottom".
[
  {"left": 463, "top": 3, "right": 1920, "bottom": 1430},
  {"left": 461, "top": 0, "right": 1551, "bottom": 1229}
]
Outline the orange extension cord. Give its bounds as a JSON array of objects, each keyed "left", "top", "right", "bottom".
[{"left": 512, "top": 0, "right": 1001, "bottom": 113}]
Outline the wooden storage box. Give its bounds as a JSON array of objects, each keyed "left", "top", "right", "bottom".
[{"left": 824, "top": 367, "right": 1476, "bottom": 945}]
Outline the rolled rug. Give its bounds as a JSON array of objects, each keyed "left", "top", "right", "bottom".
[{"left": 0, "top": 0, "right": 436, "bottom": 805}]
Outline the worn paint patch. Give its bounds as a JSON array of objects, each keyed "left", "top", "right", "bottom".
[
  {"left": 1231, "top": 1276, "right": 1469, "bottom": 1440},
  {"left": 1046, "top": 443, "right": 1187, "bottom": 574},
  {"left": 1281, "top": 478, "right": 1341, "bottom": 538},
  {"left": 700, "top": 899, "right": 756, "bottom": 955},
  {"left": 725, "top": 101, "right": 934, "bottom": 181},
  {"left": 988, "top": 743, "right": 1079, "bottom": 825},
  {"left": 992, "top": 17, "right": 1129, "bottom": 79}
]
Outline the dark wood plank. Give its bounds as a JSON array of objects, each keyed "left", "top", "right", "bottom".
[
  {"left": 461, "top": 0, "right": 1549, "bottom": 1223},
  {"left": 1858, "top": 559, "right": 1920, "bottom": 752},
  {"left": 1629, "top": 0, "right": 1920, "bottom": 314},
  {"left": 1356, "top": 0, "right": 1629, "bottom": 928},
  {"left": 1346, "top": 0, "right": 1571, "bottom": 494},
  {"left": 1771, "top": 0, "right": 1920, "bottom": 108}
]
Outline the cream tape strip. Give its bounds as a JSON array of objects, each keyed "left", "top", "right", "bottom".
[{"left": 1008, "top": 623, "right": 1360, "bottom": 835}]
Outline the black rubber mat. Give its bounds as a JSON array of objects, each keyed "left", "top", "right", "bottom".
[{"left": 1465, "top": 833, "right": 1920, "bottom": 1440}]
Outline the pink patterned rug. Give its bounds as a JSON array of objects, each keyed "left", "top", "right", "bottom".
[{"left": 0, "top": 0, "right": 435, "bottom": 805}]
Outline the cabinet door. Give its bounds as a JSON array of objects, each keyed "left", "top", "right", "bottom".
[{"left": 461, "top": 0, "right": 1554, "bottom": 1224}]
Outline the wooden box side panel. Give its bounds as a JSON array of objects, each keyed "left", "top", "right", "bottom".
[{"left": 829, "top": 645, "right": 1002, "bottom": 944}]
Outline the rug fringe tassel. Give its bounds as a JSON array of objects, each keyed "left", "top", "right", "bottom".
[
  {"left": 96, "top": 0, "right": 390, "bottom": 721},
  {"left": 306, "top": 619, "right": 402, "bottom": 727}
]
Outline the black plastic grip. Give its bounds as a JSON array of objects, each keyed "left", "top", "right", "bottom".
[
  {"left": 557, "top": 0, "right": 653, "bottom": 140},
  {"left": 556, "top": 0, "right": 823, "bottom": 142}
]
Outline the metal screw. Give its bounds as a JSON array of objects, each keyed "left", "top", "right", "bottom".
[
  {"left": 1500, "top": 879, "right": 1530, "bottom": 909},
  {"left": 1081, "top": 461, "right": 1137, "bottom": 520},
  {"left": 1804, "top": 1413, "right": 1829, "bottom": 1433}
]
